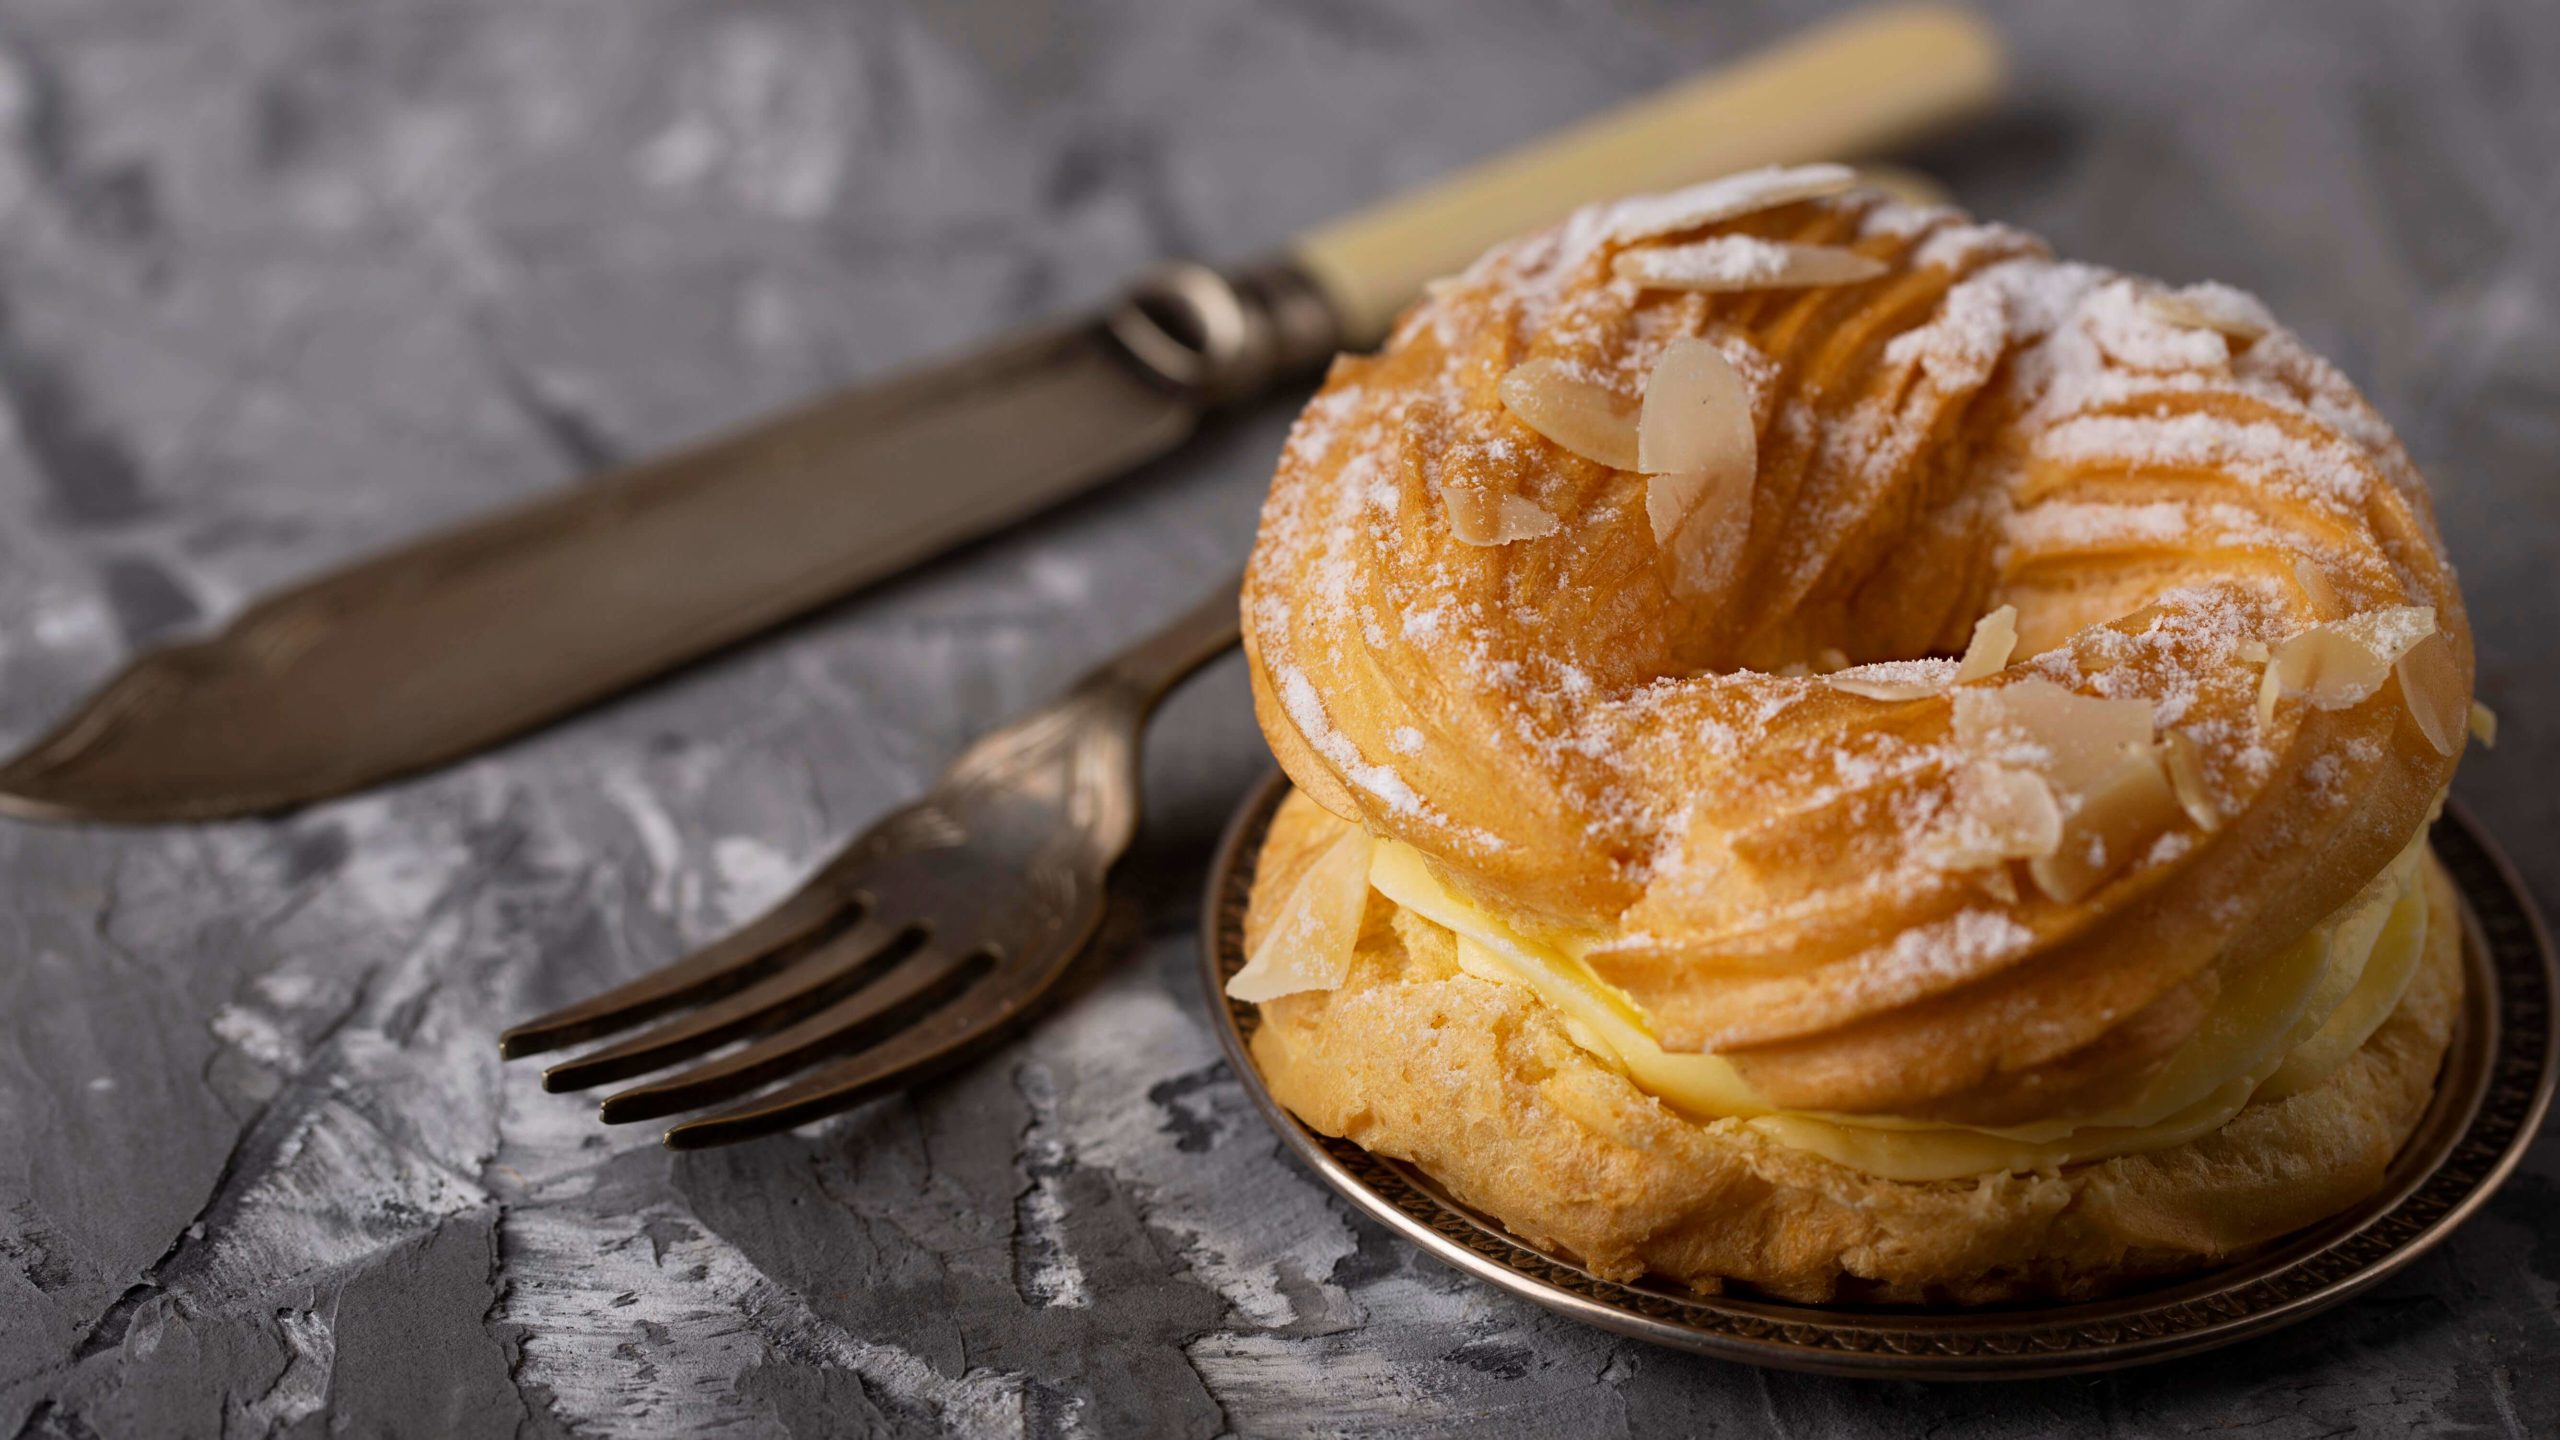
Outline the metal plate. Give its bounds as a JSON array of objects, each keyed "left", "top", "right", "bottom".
[{"left": 1199, "top": 770, "right": 2558, "bottom": 1379}]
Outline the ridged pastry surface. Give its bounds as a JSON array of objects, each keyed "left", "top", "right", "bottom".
[{"left": 1243, "top": 178, "right": 2470, "bottom": 1122}]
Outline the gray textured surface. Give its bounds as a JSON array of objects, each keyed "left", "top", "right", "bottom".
[{"left": 0, "top": 0, "right": 2554, "bottom": 1434}]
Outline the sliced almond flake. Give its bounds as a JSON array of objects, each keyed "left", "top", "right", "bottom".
[
  {"left": 1612, "top": 237, "right": 1887, "bottom": 293},
  {"left": 2292, "top": 558, "right": 2343, "bottom": 616},
  {"left": 2027, "top": 746, "right": 2183, "bottom": 903},
  {"left": 2144, "top": 285, "right": 2270, "bottom": 341},
  {"left": 2470, "top": 701, "right": 2499, "bottom": 749},
  {"left": 1921, "top": 760, "right": 2063, "bottom": 872},
  {"left": 2257, "top": 605, "right": 2439, "bottom": 722},
  {"left": 1975, "top": 864, "right": 2020, "bottom": 905},
  {"left": 1637, "top": 338, "right": 1756, "bottom": 477},
  {"left": 2392, "top": 630, "right": 2468, "bottom": 758},
  {"left": 1952, "top": 604, "right": 2019, "bottom": 683},
  {"left": 1601, "top": 163, "right": 1858, "bottom": 244},
  {"left": 1954, "top": 678, "right": 2156, "bottom": 798},
  {"left": 1651, "top": 464, "right": 1753, "bottom": 597},
  {"left": 2091, "top": 282, "right": 2229, "bottom": 372},
  {"left": 1950, "top": 678, "right": 2179, "bottom": 897},
  {"left": 1635, "top": 338, "right": 1756, "bottom": 595},
  {"left": 2237, "top": 639, "right": 2271, "bottom": 664},
  {"left": 1498, "top": 358, "right": 1639, "bottom": 469},
  {"left": 1441, "top": 487, "right": 1561, "bottom": 547},
  {"left": 1825, "top": 658, "right": 1957, "bottom": 701},
  {"left": 1226, "top": 825, "right": 1376, "bottom": 1002},
  {"left": 1812, "top": 647, "right": 1852, "bottom": 675},
  {"left": 1644, "top": 469, "right": 1704, "bottom": 543},
  {"left": 2161, "top": 729, "right": 2222, "bottom": 831}
]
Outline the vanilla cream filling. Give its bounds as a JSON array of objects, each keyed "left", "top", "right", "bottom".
[{"left": 1362, "top": 832, "right": 2432, "bottom": 1182}]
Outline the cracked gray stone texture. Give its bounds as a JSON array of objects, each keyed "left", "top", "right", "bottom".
[{"left": 0, "top": 0, "right": 2554, "bottom": 1435}]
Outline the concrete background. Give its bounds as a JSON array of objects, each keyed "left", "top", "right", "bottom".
[{"left": 0, "top": 0, "right": 2553, "bottom": 1434}]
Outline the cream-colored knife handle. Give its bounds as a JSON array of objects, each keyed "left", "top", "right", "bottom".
[{"left": 1290, "top": 3, "right": 2004, "bottom": 348}]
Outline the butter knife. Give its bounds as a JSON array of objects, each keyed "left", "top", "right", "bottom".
[{"left": 0, "top": 3, "right": 2001, "bottom": 822}]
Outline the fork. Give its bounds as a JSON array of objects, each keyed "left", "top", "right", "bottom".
[{"left": 500, "top": 574, "right": 1243, "bottom": 1148}]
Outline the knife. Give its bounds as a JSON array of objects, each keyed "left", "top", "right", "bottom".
[{"left": 0, "top": 4, "right": 2001, "bottom": 823}]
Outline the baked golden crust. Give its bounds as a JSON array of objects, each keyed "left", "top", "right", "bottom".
[
  {"left": 1245, "top": 790, "right": 2463, "bottom": 1304},
  {"left": 1241, "top": 179, "right": 2471, "bottom": 1124}
]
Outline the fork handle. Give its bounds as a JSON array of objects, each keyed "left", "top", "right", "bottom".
[{"left": 1078, "top": 572, "right": 1244, "bottom": 713}]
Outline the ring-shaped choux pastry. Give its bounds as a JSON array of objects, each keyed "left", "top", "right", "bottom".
[{"left": 1234, "top": 168, "right": 2479, "bottom": 1301}]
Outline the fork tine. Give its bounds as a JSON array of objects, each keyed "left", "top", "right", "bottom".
[
  {"left": 655, "top": 942, "right": 1079, "bottom": 1149},
  {"left": 595, "top": 942, "right": 984, "bottom": 1124},
  {"left": 499, "top": 863, "right": 868, "bottom": 1060},
  {"left": 538, "top": 916, "right": 913, "bottom": 1093}
]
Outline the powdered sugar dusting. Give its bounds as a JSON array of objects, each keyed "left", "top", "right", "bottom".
[
  {"left": 2083, "top": 279, "right": 2230, "bottom": 371},
  {"left": 1275, "top": 665, "right": 1498, "bottom": 849},
  {"left": 1614, "top": 235, "right": 1884, "bottom": 293},
  {"left": 1595, "top": 163, "right": 1857, "bottom": 246},
  {"left": 2036, "top": 411, "right": 2376, "bottom": 510},
  {"left": 1863, "top": 909, "right": 2035, "bottom": 996}
]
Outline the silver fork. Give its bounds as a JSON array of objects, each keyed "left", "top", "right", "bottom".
[{"left": 500, "top": 575, "right": 1243, "bottom": 1148}]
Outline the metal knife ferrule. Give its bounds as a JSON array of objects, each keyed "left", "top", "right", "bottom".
[{"left": 1103, "top": 259, "right": 1344, "bottom": 406}]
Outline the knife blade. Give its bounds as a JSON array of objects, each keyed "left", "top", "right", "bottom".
[
  {"left": 0, "top": 3, "right": 2003, "bottom": 822},
  {"left": 0, "top": 265, "right": 1333, "bottom": 823}
]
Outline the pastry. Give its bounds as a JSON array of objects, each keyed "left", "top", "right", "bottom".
[{"left": 1230, "top": 165, "right": 2486, "bottom": 1303}]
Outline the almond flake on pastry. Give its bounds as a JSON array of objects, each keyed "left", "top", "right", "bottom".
[
  {"left": 2256, "top": 605, "right": 2439, "bottom": 722},
  {"left": 1498, "top": 358, "right": 1639, "bottom": 469},
  {"left": 1637, "top": 339, "right": 1757, "bottom": 596},
  {"left": 1944, "top": 679, "right": 2180, "bottom": 900},
  {"left": 1656, "top": 465, "right": 1751, "bottom": 596},
  {"left": 2392, "top": 630, "right": 2468, "bottom": 757},
  {"left": 2143, "top": 283, "right": 2271, "bottom": 341},
  {"left": 1826, "top": 658, "right": 1958, "bottom": 701},
  {"left": 1954, "top": 679, "right": 2155, "bottom": 793},
  {"left": 2028, "top": 745, "right": 2183, "bottom": 903},
  {"left": 2292, "top": 557, "right": 2343, "bottom": 616},
  {"left": 2161, "top": 729, "right": 2222, "bottom": 831},
  {"left": 1600, "top": 163, "right": 1859, "bottom": 244},
  {"left": 1953, "top": 604, "right": 2019, "bottom": 683},
  {"left": 1614, "top": 236, "right": 1887, "bottom": 292},
  {"left": 1638, "top": 338, "right": 1756, "bottom": 477},
  {"left": 1922, "top": 760, "right": 2064, "bottom": 871},
  {"left": 1440, "top": 487, "right": 1562, "bottom": 547},
  {"left": 1226, "top": 824, "right": 1376, "bottom": 1002}
]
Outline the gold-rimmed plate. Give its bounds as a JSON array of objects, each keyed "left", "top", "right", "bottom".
[{"left": 1198, "top": 770, "right": 2557, "bottom": 1379}]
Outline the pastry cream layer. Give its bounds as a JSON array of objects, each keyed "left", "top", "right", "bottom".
[{"left": 1364, "top": 833, "right": 2431, "bottom": 1182}]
